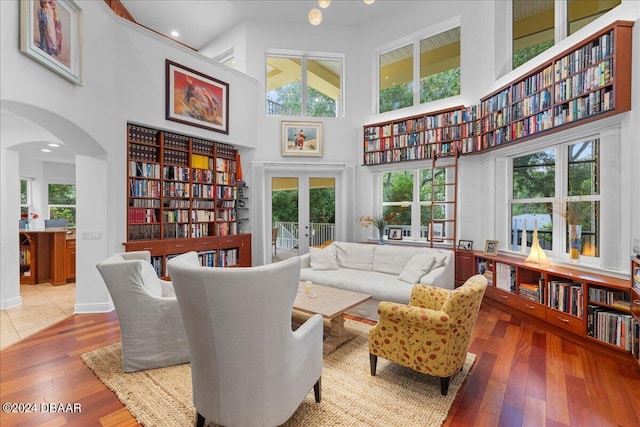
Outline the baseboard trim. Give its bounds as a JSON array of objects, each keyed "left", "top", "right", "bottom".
[
  {"left": 0, "top": 296, "right": 23, "bottom": 310},
  {"left": 74, "top": 302, "right": 114, "bottom": 314}
]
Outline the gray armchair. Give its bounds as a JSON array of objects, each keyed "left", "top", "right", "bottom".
[
  {"left": 167, "top": 253, "right": 323, "bottom": 427},
  {"left": 96, "top": 251, "right": 188, "bottom": 372}
]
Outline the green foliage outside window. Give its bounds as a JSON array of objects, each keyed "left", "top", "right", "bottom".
[
  {"left": 420, "top": 68, "right": 460, "bottom": 104},
  {"left": 48, "top": 184, "right": 76, "bottom": 226},
  {"left": 267, "top": 83, "right": 336, "bottom": 117},
  {"left": 513, "top": 40, "right": 554, "bottom": 69}
]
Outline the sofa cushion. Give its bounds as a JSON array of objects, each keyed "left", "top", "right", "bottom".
[
  {"left": 372, "top": 245, "right": 423, "bottom": 275},
  {"left": 398, "top": 253, "right": 437, "bottom": 284},
  {"left": 309, "top": 245, "right": 338, "bottom": 270},
  {"left": 334, "top": 242, "right": 375, "bottom": 272}
]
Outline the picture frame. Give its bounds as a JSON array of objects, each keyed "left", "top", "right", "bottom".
[
  {"left": 282, "top": 121, "right": 323, "bottom": 157},
  {"left": 166, "top": 59, "right": 229, "bottom": 134},
  {"left": 458, "top": 239, "right": 473, "bottom": 251},
  {"left": 484, "top": 240, "right": 499, "bottom": 256},
  {"left": 387, "top": 227, "right": 403, "bottom": 241},
  {"left": 428, "top": 221, "right": 444, "bottom": 242},
  {"left": 20, "top": 0, "right": 83, "bottom": 85}
]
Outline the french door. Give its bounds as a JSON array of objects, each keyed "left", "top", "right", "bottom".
[{"left": 269, "top": 173, "right": 337, "bottom": 259}]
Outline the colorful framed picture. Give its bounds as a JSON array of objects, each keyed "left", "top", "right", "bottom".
[
  {"left": 282, "top": 121, "right": 322, "bottom": 157},
  {"left": 166, "top": 59, "right": 229, "bottom": 134},
  {"left": 20, "top": 0, "right": 83, "bottom": 85},
  {"left": 458, "top": 240, "right": 473, "bottom": 251},
  {"left": 388, "top": 227, "right": 403, "bottom": 241},
  {"left": 485, "top": 240, "right": 499, "bottom": 256}
]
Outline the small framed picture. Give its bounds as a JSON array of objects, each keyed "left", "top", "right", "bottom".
[
  {"left": 20, "top": 0, "right": 84, "bottom": 85},
  {"left": 484, "top": 240, "right": 499, "bottom": 256},
  {"left": 166, "top": 59, "right": 229, "bottom": 134},
  {"left": 458, "top": 240, "right": 473, "bottom": 251},
  {"left": 387, "top": 227, "right": 403, "bottom": 241},
  {"left": 282, "top": 121, "right": 322, "bottom": 157},
  {"left": 428, "top": 221, "right": 444, "bottom": 242}
]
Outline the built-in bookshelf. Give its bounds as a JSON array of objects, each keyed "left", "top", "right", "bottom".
[
  {"left": 124, "top": 123, "right": 251, "bottom": 275},
  {"left": 631, "top": 257, "right": 640, "bottom": 364},
  {"left": 19, "top": 233, "right": 34, "bottom": 285},
  {"left": 363, "top": 21, "right": 633, "bottom": 164},
  {"left": 468, "top": 252, "right": 635, "bottom": 361}
]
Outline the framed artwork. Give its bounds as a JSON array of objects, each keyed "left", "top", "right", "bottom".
[
  {"left": 458, "top": 240, "right": 473, "bottom": 251},
  {"left": 484, "top": 240, "right": 499, "bottom": 256},
  {"left": 282, "top": 121, "right": 323, "bottom": 157},
  {"left": 20, "top": 0, "right": 83, "bottom": 85},
  {"left": 428, "top": 221, "right": 444, "bottom": 242},
  {"left": 387, "top": 227, "right": 403, "bottom": 241},
  {"left": 166, "top": 59, "right": 229, "bottom": 134}
]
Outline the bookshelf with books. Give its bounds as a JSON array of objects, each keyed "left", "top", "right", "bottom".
[
  {"left": 460, "top": 20, "right": 633, "bottom": 154},
  {"left": 630, "top": 257, "right": 640, "bottom": 364},
  {"left": 470, "top": 252, "right": 633, "bottom": 360},
  {"left": 124, "top": 123, "right": 251, "bottom": 276},
  {"left": 362, "top": 106, "right": 463, "bottom": 166}
]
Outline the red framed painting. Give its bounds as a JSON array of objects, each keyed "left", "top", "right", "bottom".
[{"left": 166, "top": 59, "right": 229, "bottom": 134}]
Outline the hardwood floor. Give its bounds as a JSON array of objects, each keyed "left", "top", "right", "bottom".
[{"left": 1, "top": 303, "right": 639, "bottom": 427}]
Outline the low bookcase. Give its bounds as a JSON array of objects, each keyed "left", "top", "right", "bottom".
[{"left": 464, "top": 251, "right": 636, "bottom": 362}]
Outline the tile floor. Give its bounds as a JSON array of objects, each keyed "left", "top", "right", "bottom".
[{"left": 0, "top": 282, "right": 76, "bottom": 351}]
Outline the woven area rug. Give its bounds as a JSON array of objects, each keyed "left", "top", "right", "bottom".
[{"left": 82, "top": 320, "right": 475, "bottom": 427}]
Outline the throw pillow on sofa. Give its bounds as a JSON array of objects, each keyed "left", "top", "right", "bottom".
[
  {"left": 334, "top": 242, "right": 375, "bottom": 271},
  {"left": 309, "top": 245, "right": 339, "bottom": 270},
  {"left": 398, "top": 253, "right": 436, "bottom": 284}
]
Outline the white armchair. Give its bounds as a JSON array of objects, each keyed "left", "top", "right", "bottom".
[
  {"left": 96, "top": 251, "right": 189, "bottom": 372},
  {"left": 167, "top": 252, "right": 323, "bottom": 427}
]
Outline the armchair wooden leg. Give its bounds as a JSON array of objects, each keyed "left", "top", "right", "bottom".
[
  {"left": 194, "top": 411, "right": 205, "bottom": 427},
  {"left": 440, "top": 376, "right": 450, "bottom": 396},
  {"left": 314, "top": 377, "right": 321, "bottom": 403},
  {"left": 370, "top": 353, "right": 377, "bottom": 376}
]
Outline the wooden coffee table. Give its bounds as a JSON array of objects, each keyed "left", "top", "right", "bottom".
[{"left": 293, "top": 283, "right": 372, "bottom": 354}]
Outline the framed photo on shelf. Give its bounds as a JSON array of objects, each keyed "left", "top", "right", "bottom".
[
  {"left": 484, "top": 240, "right": 499, "bottom": 256},
  {"left": 20, "top": 0, "right": 83, "bottom": 85},
  {"left": 166, "top": 59, "right": 229, "bottom": 134},
  {"left": 428, "top": 221, "right": 444, "bottom": 242},
  {"left": 282, "top": 121, "right": 322, "bottom": 157},
  {"left": 458, "top": 240, "right": 473, "bottom": 251},
  {"left": 387, "top": 227, "right": 403, "bottom": 241}
]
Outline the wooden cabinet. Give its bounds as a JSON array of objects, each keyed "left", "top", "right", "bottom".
[
  {"left": 125, "top": 123, "right": 251, "bottom": 274},
  {"left": 65, "top": 239, "right": 76, "bottom": 281},
  {"left": 474, "top": 252, "right": 634, "bottom": 361},
  {"left": 454, "top": 250, "right": 474, "bottom": 288}
]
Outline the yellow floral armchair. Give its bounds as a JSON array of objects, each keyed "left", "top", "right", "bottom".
[{"left": 369, "top": 274, "right": 487, "bottom": 395}]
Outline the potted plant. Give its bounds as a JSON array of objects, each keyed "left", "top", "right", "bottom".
[{"left": 357, "top": 212, "right": 397, "bottom": 245}]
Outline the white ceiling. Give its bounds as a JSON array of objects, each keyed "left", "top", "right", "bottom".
[{"left": 121, "top": 0, "right": 412, "bottom": 50}]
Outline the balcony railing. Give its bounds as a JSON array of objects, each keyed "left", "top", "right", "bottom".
[{"left": 274, "top": 222, "right": 335, "bottom": 250}]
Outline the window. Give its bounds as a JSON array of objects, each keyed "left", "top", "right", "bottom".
[
  {"left": 266, "top": 53, "right": 343, "bottom": 117},
  {"left": 509, "top": 138, "right": 600, "bottom": 260},
  {"left": 381, "top": 166, "right": 455, "bottom": 242},
  {"left": 48, "top": 183, "right": 76, "bottom": 226},
  {"left": 512, "top": 0, "right": 620, "bottom": 69},
  {"left": 20, "top": 178, "right": 31, "bottom": 217},
  {"left": 379, "top": 27, "right": 461, "bottom": 113}
]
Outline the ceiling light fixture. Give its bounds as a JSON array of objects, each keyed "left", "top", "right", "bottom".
[
  {"left": 318, "top": 0, "right": 331, "bottom": 8},
  {"left": 47, "top": 143, "right": 60, "bottom": 147},
  {"left": 308, "top": 8, "right": 322, "bottom": 25},
  {"left": 171, "top": 30, "right": 180, "bottom": 37},
  {"left": 41, "top": 148, "right": 51, "bottom": 153},
  {"left": 363, "top": 0, "right": 375, "bottom": 4}
]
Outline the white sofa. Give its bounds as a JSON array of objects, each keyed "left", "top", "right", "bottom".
[{"left": 299, "top": 241, "right": 454, "bottom": 304}]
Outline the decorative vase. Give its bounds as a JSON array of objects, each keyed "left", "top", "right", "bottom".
[
  {"left": 378, "top": 227, "right": 384, "bottom": 245},
  {"left": 568, "top": 224, "right": 582, "bottom": 262},
  {"left": 25, "top": 221, "right": 29, "bottom": 230}
]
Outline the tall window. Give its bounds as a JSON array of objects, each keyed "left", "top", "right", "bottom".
[
  {"left": 20, "top": 178, "right": 31, "bottom": 217},
  {"left": 510, "top": 139, "right": 600, "bottom": 259},
  {"left": 379, "top": 27, "right": 461, "bottom": 113},
  {"left": 381, "top": 166, "right": 454, "bottom": 242},
  {"left": 513, "top": 0, "right": 620, "bottom": 69},
  {"left": 266, "top": 53, "right": 343, "bottom": 117},
  {"left": 48, "top": 183, "right": 76, "bottom": 226}
]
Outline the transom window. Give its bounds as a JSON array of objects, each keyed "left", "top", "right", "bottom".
[
  {"left": 379, "top": 26, "right": 460, "bottom": 113},
  {"left": 510, "top": 138, "right": 600, "bottom": 259},
  {"left": 266, "top": 53, "right": 343, "bottom": 117},
  {"left": 512, "top": 0, "right": 621, "bottom": 69}
]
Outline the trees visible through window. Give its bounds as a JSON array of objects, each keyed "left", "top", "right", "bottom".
[
  {"left": 48, "top": 183, "right": 76, "bottom": 226},
  {"left": 512, "top": 0, "right": 620, "bottom": 69},
  {"left": 510, "top": 139, "right": 600, "bottom": 258},
  {"left": 379, "top": 27, "right": 460, "bottom": 113},
  {"left": 20, "top": 179, "right": 30, "bottom": 217},
  {"left": 266, "top": 54, "right": 342, "bottom": 117}
]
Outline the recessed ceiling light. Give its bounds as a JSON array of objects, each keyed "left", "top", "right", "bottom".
[
  {"left": 171, "top": 30, "right": 180, "bottom": 37},
  {"left": 41, "top": 148, "right": 51, "bottom": 153},
  {"left": 48, "top": 143, "right": 60, "bottom": 147}
]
